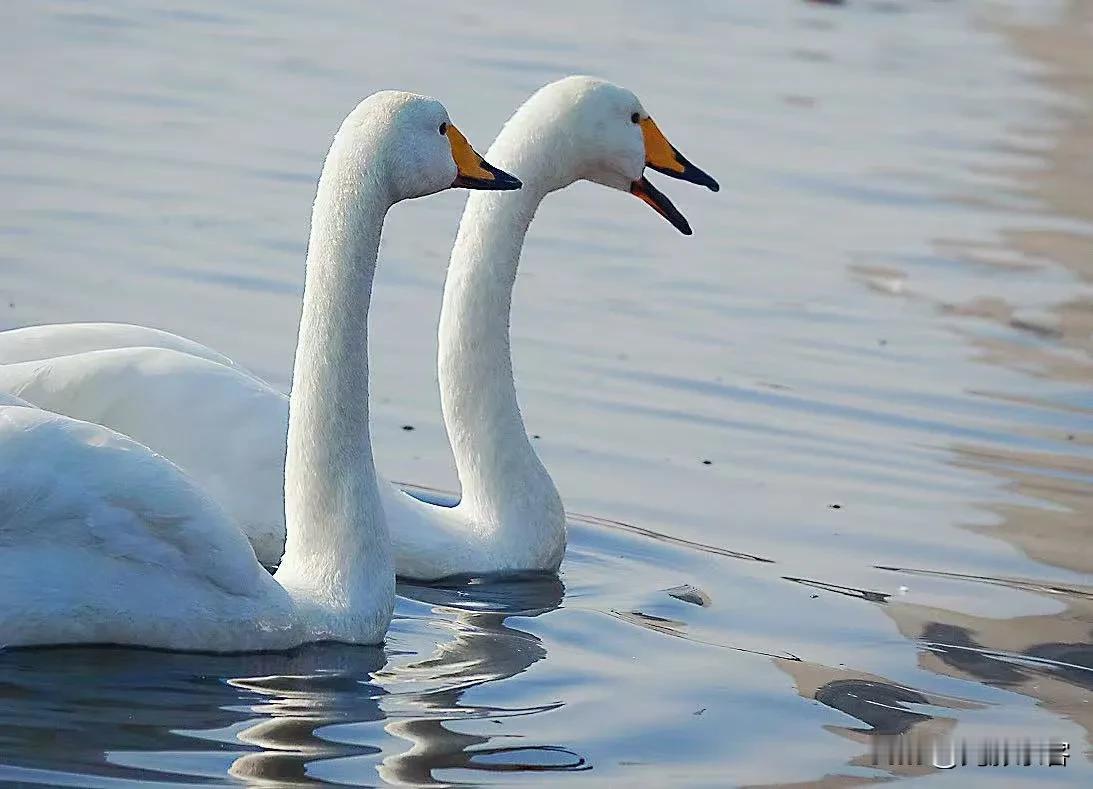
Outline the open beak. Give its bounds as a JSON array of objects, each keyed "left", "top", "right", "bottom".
[
  {"left": 446, "top": 124, "right": 522, "bottom": 191},
  {"left": 630, "top": 177, "right": 693, "bottom": 235},
  {"left": 631, "top": 116, "right": 718, "bottom": 234}
]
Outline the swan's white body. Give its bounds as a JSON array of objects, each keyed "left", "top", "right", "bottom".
[
  {"left": 0, "top": 90, "right": 500, "bottom": 649},
  {"left": 0, "top": 405, "right": 300, "bottom": 651},
  {"left": 0, "top": 77, "right": 710, "bottom": 580}
]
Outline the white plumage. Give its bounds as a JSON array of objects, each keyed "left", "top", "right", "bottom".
[{"left": 0, "top": 90, "right": 512, "bottom": 650}]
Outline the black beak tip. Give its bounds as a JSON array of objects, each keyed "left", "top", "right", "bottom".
[
  {"left": 494, "top": 170, "right": 523, "bottom": 191},
  {"left": 651, "top": 160, "right": 720, "bottom": 194},
  {"left": 452, "top": 166, "right": 522, "bottom": 191},
  {"left": 688, "top": 167, "right": 719, "bottom": 193},
  {"left": 482, "top": 160, "right": 522, "bottom": 191}
]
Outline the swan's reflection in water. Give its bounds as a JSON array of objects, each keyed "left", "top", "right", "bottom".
[
  {"left": 0, "top": 574, "right": 584, "bottom": 786},
  {"left": 224, "top": 646, "right": 388, "bottom": 785},
  {"left": 0, "top": 644, "right": 385, "bottom": 785},
  {"left": 378, "top": 573, "right": 588, "bottom": 785},
  {"left": 0, "top": 645, "right": 396, "bottom": 785}
]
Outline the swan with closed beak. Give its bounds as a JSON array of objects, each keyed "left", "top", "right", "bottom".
[{"left": 0, "top": 91, "right": 519, "bottom": 650}]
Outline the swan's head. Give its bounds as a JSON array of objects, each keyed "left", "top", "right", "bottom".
[
  {"left": 499, "top": 76, "right": 718, "bottom": 234},
  {"left": 332, "top": 91, "right": 521, "bottom": 202}
]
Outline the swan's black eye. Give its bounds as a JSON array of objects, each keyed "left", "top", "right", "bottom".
[
  {"left": 438, "top": 122, "right": 448, "bottom": 135},
  {"left": 631, "top": 112, "right": 641, "bottom": 124}
]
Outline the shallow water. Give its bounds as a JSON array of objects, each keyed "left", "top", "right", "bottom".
[{"left": 2, "top": 0, "right": 1093, "bottom": 785}]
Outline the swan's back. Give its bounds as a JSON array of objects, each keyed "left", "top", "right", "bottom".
[
  {"left": 0, "top": 406, "right": 296, "bottom": 651},
  {"left": 0, "top": 323, "right": 239, "bottom": 368}
]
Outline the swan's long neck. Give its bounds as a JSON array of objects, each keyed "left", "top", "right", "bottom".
[
  {"left": 276, "top": 142, "right": 393, "bottom": 626},
  {"left": 439, "top": 131, "right": 565, "bottom": 533}
]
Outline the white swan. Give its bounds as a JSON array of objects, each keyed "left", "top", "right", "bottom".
[
  {"left": 0, "top": 90, "right": 520, "bottom": 650},
  {"left": 0, "top": 76, "right": 717, "bottom": 578},
  {"left": 388, "top": 76, "right": 718, "bottom": 579}
]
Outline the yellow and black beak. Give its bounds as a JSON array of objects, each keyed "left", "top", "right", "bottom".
[
  {"left": 446, "top": 124, "right": 522, "bottom": 191},
  {"left": 640, "top": 117, "right": 719, "bottom": 192},
  {"left": 631, "top": 116, "right": 718, "bottom": 235}
]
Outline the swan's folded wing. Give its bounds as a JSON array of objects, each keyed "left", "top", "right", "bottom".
[
  {"left": 0, "top": 347, "right": 289, "bottom": 564},
  {"left": 0, "top": 406, "right": 267, "bottom": 598}
]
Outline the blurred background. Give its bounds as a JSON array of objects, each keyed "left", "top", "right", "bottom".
[{"left": 1, "top": 0, "right": 1091, "bottom": 785}]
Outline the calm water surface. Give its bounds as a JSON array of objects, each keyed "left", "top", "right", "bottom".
[{"left": 2, "top": 0, "right": 1092, "bottom": 785}]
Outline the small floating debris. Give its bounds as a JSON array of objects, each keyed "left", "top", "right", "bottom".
[
  {"left": 701, "top": 459, "right": 713, "bottom": 466},
  {"left": 666, "top": 584, "right": 712, "bottom": 607},
  {"left": 693, "top": 707, "right": 707, "bottom": 716},
  {"left": 852, "top": 265, "right": 905, "bottom": 295},
  {"left": 828, "top": 503, "right": 842, "bottom": 510},
  {"left": 401, "top": 424, "right": 415, "bottom": 431},
  {"left": 1009, "top": 317, "right": 1063, "bottom": 340},
  {"left": 532, "top": 434, "right": 541, "bottom": 439},
  {"left": 784, "top": 576, "right": 890, "bottom": 604},
  {"left": 782, "top": 95, "right": 816, "bottom": 108}
]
